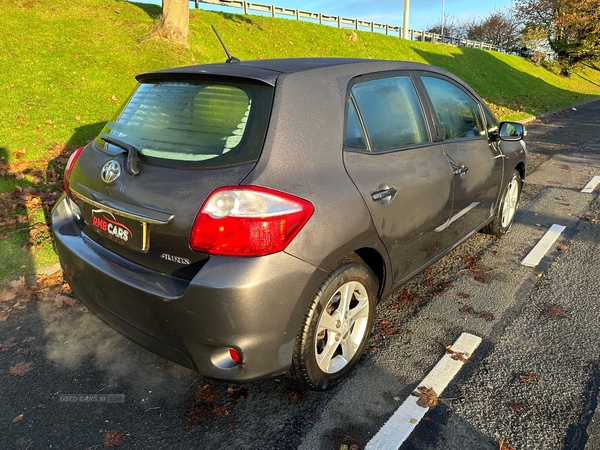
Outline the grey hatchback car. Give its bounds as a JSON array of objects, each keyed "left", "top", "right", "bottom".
[{"left": 52, "top": 58, "right": 525, "bottom": 390}]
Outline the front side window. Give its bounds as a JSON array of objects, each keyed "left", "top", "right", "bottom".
[
  {"left": 483, "top": 108, "right": 498, "bottom": 134},
  {"left": 421, "top": 77, "right": 485, "bottom": 140},
  {"left": 95, "top": 81, "right": 273, "bottom": 168},
  {"left": 348, "top": 76, "right": 429, "bottom": 152}
]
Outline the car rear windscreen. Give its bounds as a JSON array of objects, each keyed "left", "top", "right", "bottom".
[{"left": 95, "top": 80, "right": 274, "bottom": 168}]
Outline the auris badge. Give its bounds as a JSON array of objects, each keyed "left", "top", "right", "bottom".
[{"left": 101, "top": 160, "right": 121, "bottom": 184}]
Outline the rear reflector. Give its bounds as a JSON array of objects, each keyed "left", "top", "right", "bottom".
[
  {"left": 190, "top": 186, "right": 314, "bottom": 257},
  {"left": 229, "top": 348, "right": 242, "bottom": 364}
]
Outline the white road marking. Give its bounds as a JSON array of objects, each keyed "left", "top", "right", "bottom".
[
  {"left": 365, "top": 333, "right": 482, "bottom": 450},
  {"left": 521, "top": 224, "right": 566, "bottom": 268},
  {"left": 581, "top": 176, "right": 600, "bottom": 193}
]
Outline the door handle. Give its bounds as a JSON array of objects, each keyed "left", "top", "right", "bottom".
[
  {"left": 371, "top": 186, "right": 397, "bottom": 204},
  {"left": 453, "top": 164, "right": 469, "bottom": 179}
]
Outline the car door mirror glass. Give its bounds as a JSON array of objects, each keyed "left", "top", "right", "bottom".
[{"left": 498, "top": 122, "right": 525, "bottom": 141}]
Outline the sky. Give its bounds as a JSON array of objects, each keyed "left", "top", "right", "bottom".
[{"left": 143, "top": 0, "right": 517, "bottom": 32}]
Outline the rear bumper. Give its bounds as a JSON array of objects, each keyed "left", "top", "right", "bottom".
[{"left": 52, "top": 195, "right": 326, "bottom": 382}]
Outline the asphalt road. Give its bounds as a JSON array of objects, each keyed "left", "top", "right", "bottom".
[{"left": 2, "top": 100, "right": 600, "bottom": 450}]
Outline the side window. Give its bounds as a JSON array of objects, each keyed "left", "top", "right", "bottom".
[
  {"left": 345, "top": 99, "right": 367, "bottom": 150},
  {"left": 483, "top": 108, "right": 498, "bottom": 134},
  {"left": 349, "top": 76, "right": 429, "bottom": 152},
  {"left": 421, "top": 77, "right": 485, "bottom": 140}
]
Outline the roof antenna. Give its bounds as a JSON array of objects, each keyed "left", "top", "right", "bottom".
[{"left": 211, "top": 25, "right": 240, "bottom": 64}]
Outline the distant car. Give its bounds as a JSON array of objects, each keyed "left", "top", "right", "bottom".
[{"left": 52, "top": 58, "right": 526, "bottom": 390}]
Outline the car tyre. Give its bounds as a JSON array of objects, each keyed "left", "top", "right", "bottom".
[
  {"left": 290, "top": 256, "right": 377, "bottom": 390},
  {"left": 483, "top": 169, "right": 521, "bottom": 236}
]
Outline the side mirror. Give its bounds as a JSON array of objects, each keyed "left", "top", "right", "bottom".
[{"left": 497, "top": 122, "right": 525, "bottom": 141}]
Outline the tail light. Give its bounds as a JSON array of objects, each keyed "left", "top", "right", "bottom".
[
  {"left": 64, "top": 146, "right": 84, "bottom": 198},
  {"left": 190, "top": 186, "right": 314, "bottom": 257}
]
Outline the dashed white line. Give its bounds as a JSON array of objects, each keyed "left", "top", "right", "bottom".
[
  {"left": 521, "top": 224, "right": 566, "bottom": 268},
  {"left": 365, "top": 333, "right": 482, "bottom": 450},
  {"left": 581, "top": 176, "right": 600, "bottom": 193}
]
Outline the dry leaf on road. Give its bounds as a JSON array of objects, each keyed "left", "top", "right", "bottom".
[
  {"left": 541, "top": 304, "right": 567, "bottom": 318},
  {"left": 194, "top": 384, "right": 219, "bottom": 403},
  {"left": 9, "top": 361, "right": 33, "bottom": 376},
  {"left": 499, "top": 438, "right": 515, "bottom": 450},
  {"left": 54, "top": 295, "right": 76, "bottom": 308},
  {"left": 519, "top": 373, "right": 537, "bottom": 383},
  {"left": 412, "top": 386, "right": 438, "bottom": 408},
  {"left": 11, "top": 413, "right": 24, "bottom": 424},
  {"left": 103, "top": 430, "right": 125, "bottom": 448}
]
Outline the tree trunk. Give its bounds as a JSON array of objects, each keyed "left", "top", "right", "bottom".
[{"left": 138, "top": 0, "right": 189, "bottom": 46}]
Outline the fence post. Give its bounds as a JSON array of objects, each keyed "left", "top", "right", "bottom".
[
  {"left": 243, "top": 0, "right": 247, "bottom": 15},
  {"left": 385, "top": 24, "right": 389, "bottom": 35},
  {"left": 271, "top": 4, "right": 275, "bottom": 17},
  {"left": 337, "top": 16, "right": 341, "bottom": 28},
  {"left": 295, "top": 9, "right": 299, "bottom": 20},
  {"left": 318, "top": 12, "right": 322, "bottom": 24},
  {"left": 355, "top": 19, "right": 358, "bottom": 30}
]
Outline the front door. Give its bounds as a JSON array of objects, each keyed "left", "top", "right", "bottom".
[{"left": 420, "top": 76, "right": 504, "bottom": 242}]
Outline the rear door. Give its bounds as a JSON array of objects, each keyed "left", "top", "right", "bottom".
[
  {"left": 343, "top": 74, "right": 455, "bottom": 283},
  {"left": 68, "top": 79, "right": 274, "bottom": 279},
  {"left": 418, "top": 75, "right": 504, "bottom": 241}
]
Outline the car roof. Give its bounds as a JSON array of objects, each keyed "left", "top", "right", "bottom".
[{"left": 136, "top": 58, "right": 440, "bottom": 86}]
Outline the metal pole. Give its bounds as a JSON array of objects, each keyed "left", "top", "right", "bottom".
[
  {"left": 402, "top": 0, "right": 410, "bottom": 39},
  {"left": 441, "top": 0, "right": 444, "bottom": 41}
]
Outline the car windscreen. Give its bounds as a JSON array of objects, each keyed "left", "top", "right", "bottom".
[{"left": 95, "top": 80, "right": 274, "bottom": 168}]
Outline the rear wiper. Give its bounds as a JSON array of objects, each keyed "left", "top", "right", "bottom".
[{"left": 101, "top": 134, "right": 140, "bottom": 176}]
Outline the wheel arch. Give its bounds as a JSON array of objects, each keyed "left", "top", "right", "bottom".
[
  {"left": 515, "top": 161, "right": 525, "bottom": 182},
  {"left": 352, "top": 247, "right": 387, "bottom": 301}
]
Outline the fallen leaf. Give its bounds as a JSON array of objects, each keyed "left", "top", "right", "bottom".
[
  {"left": 54, "top": 295, "right": 76, "bottom": 308},
  {"left": 443, "top": 344, "right": 470, "bottom": 363},
  {"left": 459, "top": 305, "right": 494, "bottom": 321},
  {"left": 412, "top": 385, "right": 438, "bottom": 409},
  {"left": 541, "top": 304, "right": 567, "bottom": 318},
  {"left": 194, "top": 384, "right": 219, "bottom": 403},
  {"left": 9, "top": 276, "right": 25, "bottom": 290},
  {"left": 499, "top": 438, "right": 515, "bottom": 450},
  {"left": 103, "top": 430, "right": 125, "bottom": 448},
  {"left": 226, "top": 386, "right": 248, "bottom": 403},
  {"left": 12, "top": 413, "right": 23, "bottom": 424},
  {"left": 519, "top": 373, "right": 537, "bottom": 382},
  {"left": 285, "top": 388, "right": 305, "bottom": 402},
  {"left": 9, "top": 361, "right": 33, "bottom": 376},
  {"left": 507, "top": 401, "right": 526, "bottom": 412},
  {"left": 376, "top": 319, "right": 399, "bottom": 335},
  {"left": 0, "top": 288, "right": 17, "bottom": 302},
  {"left": 397, "top": 289, "right": 420, "bottom": 307},
  {"left": 457, "top": 292, "right": 471, "bottom": 299}
]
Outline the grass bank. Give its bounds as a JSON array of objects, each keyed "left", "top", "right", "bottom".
[{"left": 1, "top": 0, "right": 600, "bottom": 283}]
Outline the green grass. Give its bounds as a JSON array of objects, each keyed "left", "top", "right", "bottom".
[{"left": 1, "top": 0, "right": 600, "bottom": 284}]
